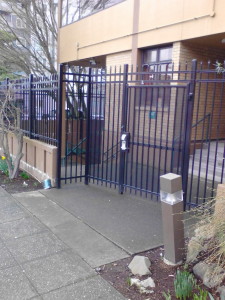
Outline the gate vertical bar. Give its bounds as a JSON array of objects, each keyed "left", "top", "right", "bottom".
[
  {"left": 28, "top": 74, "right": 33, "bottom": 139},
  {"left": 182, "top": 59, "right": 197, "bottom": 206},
  {"left": 119, "top": 64, "right": 129, "bottom": 194},
  {"left": 56, "top": 64, "right": 64, "bottom": 188},
  {"left": 85, "top": 68, "right": 92, "bottom": 185}
]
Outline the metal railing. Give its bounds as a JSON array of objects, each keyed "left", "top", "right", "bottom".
[{"left": 0, "top": 74, "right": 59, "bottom": 145}]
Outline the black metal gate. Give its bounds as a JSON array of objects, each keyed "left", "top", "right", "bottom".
[
  {"left": 120, "top": 83, "right": 192, "bottom": 197},
  {"left": 57, "top": 61, "right": 225, "bottom": 208},
  {"left": 87, "top": 79, "right": 192, "bottom": 200}
]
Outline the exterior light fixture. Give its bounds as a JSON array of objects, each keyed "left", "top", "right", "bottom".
[
  {"left": 89, "top": 58, "right": 97, "bottom": 65},
  {"left": 160, "top": 173, "right": 185, "bottom": 265},
  {"left": 221, "top": 39, "right": 225, "bottom": 44}
]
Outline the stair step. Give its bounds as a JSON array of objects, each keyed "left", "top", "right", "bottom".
[
  {"left": 189, "top": 159, "right": 225, "bottom": 182},
  {"left": 190, "top": 154, "right": 224, "bottom": 167}
]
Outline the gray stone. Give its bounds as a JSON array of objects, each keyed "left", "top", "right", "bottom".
[
  {"left": 42, "top": 276, "right": 126, "bottom": 300},
  {"left": 186, "top": 237, "right": 204, "bottom": 263},
  {"left": 0, "top": 266, "right": 37, "bottom": 299},
  {"left": 5, "top": 231, "right": 68, "bottom": 263},
  {"left": 130, "top": 278, "right": 154, "bottom": 295},
  {"left": 193, "top": 262, "right": 225, "bottom": 288},
  {"left": 130, "top": 278, "right": 141, "bottom": 287},
  {"left": 22, "top": 251, "right": 95, "bottom": 294},
  {"left": 140, "top": 277, "right": 155, "bottom": 288},
  {"left": 128, "top": 256, "right": 151, "bottom": 276},
  {"left": 217, "top": 286, "right": 225, "bottom": 300}
]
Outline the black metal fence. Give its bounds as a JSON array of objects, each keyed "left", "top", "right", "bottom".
[
  {"left": 2, "top": 60, "right": 225, "bottom": 208},
  {"left": 58, "top": 61, "right": 225, "bottom": 208},
  {"left": 0, "top": 74, "right": 59, "bottom": 145}
]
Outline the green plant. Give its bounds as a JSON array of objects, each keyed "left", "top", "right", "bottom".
[
  {"left": 174, "top": 269, "right": 196, "bottom": 300},
  {"left": 126, "top": 277, "right": 131, "bottom": 286},
  {"left": 0, "top": 156, "right": 9, "bottom": 176},
  {"left": 214, "top": 61, "right": 225, "bottom": 74},
  {"left": 193, "top": 287, "right": 209, "bottom": 300},
  {"left": 20, "top": 171, "right": 30, "bottom": 180},
  {"left": 162, "top": 290, "right": 172, "bottom": 300},
  {"left": 208, "top": 292, "right": 215, "bottom": 300}
]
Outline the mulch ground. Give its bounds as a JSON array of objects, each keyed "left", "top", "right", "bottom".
[
  {"left": 100, "top": 246, "right": 221, "bottom": 300},
  {"left": 0, "top": 170, "right": 43, "bottom": 194}
]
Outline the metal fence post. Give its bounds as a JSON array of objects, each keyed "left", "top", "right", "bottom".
[
  {"left": 85, "top": 68, "right": 92, "bottom": 185},
  {"left": 119, "top": 64, "right": 129, "bottom": 194},
  {"left": 56, "top": 64, "right": 64, "bottom": 188},
  {"left": 182, "top": 59, "right": 197, "bottom": 207},
  {"left": 28, "top": 74, "right": 33, "bottom": 139},
  {"left": 6, "top": 78, "right": 9, "bottom": 89}
]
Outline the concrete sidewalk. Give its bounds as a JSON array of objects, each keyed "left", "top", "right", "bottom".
[{"left": 0, "top": 183, "right": 163, "bottom": 299}]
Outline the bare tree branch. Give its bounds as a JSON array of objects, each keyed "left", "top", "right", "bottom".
[
  {"left": 0, "top": 86, "right": 23, "bottom": 178},
  {"left": 0, "top": 0, "right": 58, "bottom": 76}
]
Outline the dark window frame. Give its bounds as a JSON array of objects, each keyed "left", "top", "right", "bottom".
[{"left": 141, "top": 45, "right": 173, "bottom": 108}]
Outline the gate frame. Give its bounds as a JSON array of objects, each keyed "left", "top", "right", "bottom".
[{"left": 57, "top": 59, "right": 225, "bottom": 208}]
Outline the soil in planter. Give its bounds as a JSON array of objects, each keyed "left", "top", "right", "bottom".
[
  {"left": 100, "top": 246, "right": 220, "bottom": 300},
  {"left": 0, "top": 170, "right": 43, "bottom": 194}
]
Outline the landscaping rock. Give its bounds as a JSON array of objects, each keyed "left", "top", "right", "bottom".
[
  {"left": 128, "top": 256, "right": 151, "bottom": 276},
  {"left": 139, "top": 287, "right": 153, "bottom": 294},
  {"left": 193, "top": 262, "right": 225, "bottom": 288},
  {"left": 140, "top": 277, "right": 155, "bottom": 288},
  {"left": 217, "top": 286, "right": 225, "bottom": 300},
  {"left": 130, "top": 278, "right": 154, "bottom": 295},
  {"left": 130, "top": 278, "right": 141, "bottom": 287},
  {"left": 186, "top": 237, "right": 204, "bottom": 263}
]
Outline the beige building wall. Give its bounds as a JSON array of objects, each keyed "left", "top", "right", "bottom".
[
  {"left": 59, "top": 0, "right": 225, "bottom": 67},
  {"left": 58, "top": 0, "right": 225, "bottom": 172}
]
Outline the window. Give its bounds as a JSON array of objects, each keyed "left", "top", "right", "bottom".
[
  {"left": 143, "top": 46, "right": 172, "bottom": 74},
  {"left": 141, "top": 46, "right": 173, "bottom": 108}
]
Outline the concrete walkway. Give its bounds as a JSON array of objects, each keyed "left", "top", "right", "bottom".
[{"left": 0, "top": 182, "right": 163, "bottom": 299}]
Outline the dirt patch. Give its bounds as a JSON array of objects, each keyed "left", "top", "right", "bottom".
[
  {"left": 100, "top": 246, "right": 220, "bottom": 300},
  {"left": 0, "top": 170, "right": 43, "bottom": 194}
]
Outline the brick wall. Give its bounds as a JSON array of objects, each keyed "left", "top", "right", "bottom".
[
  {"left": 175, "top": 41, "right": 225, "bottom": 142},
  {"left": 106, "top": 51, "right": 132, "bottom": 69}
]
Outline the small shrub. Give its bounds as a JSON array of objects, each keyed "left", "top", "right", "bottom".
[
  {"left": 186, "top": 196, "right": 225, "bottom": 270},
  {"left": 20, "top": 171, "right": 30, "bottom": 180},
  {"left": 174, "top": 269, "right": 196, "bottom": 300}
]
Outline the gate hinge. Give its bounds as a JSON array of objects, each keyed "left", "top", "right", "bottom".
[{"left": 188, "top": 92, "right": 194, "bottom": 101}]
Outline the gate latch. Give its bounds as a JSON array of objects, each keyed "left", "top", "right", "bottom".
[{"left": 121, "top": 132, "right": 130, "bottom": 151}]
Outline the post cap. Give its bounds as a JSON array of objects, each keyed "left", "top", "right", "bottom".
[{"left": 160, "top": 173, "right": 182, "bottom": 194}]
